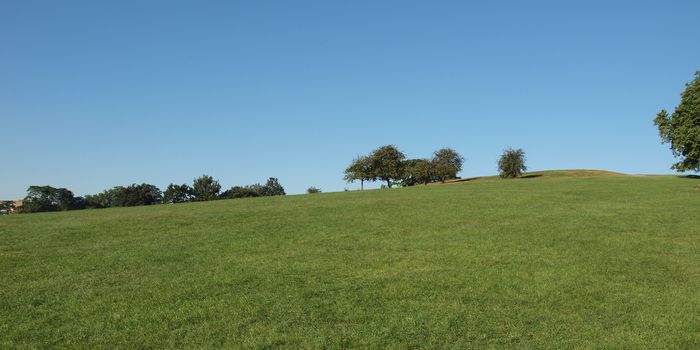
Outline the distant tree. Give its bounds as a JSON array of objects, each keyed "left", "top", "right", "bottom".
[
  {"left": 307, "top": 186, "right": 322, "bottom": 194},
  {"left": 498, "top": 148, "right": 527, "bottom": 178},
  {"left": 72, "top": 197, "right": 86, "bottom": 210},
  {"left": 163, "top": 183, "right": 193, "bottom": 204},
  {"left": 221, "top": 185, "right": 257, "bottom": 199},
  {"left": 109, "top": 184, "right": 162, "bottom": 207},
  {"left": 431, "top": 148, "right": 464, "bottom": 183},
  {"left": 654, "top": 71, "right": 700, "bottom": 172},
  {"left": 261, "top": 177, "right": 286, "bottom": 196},
  {"left": 344, "top": 155, "right": 374, "bottom": 190},
  {"left": 221, "top": 178, "right": 285, "bottom": 199},
  {"left": 401, "top": 159, "right": 434, "bottom": 186},
  {"left": 84, "top": 191, "right": 112, "bottom": 209},
  {"left": 369, "top": 145, "right": 406, "bottom": 188},
  {"left": 22, "top": 186, "right": 80, "bottom": 212},
  {"left": 103, "top": 186, "right": 126, "bottom": 206},
  {"left": 191, "top": 175, "right": 221, "bottom": 201},
  {"left": 136, "top": 184, "right": 162, "bottom": 206}
]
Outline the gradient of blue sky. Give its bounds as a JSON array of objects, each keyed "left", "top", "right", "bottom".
[{"left": 2, "top": 0, "right": 699, "bottom": 198}]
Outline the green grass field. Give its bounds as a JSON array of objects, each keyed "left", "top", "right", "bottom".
[{"left": 1, "top": 171, "right": 699, "bottom": 349}]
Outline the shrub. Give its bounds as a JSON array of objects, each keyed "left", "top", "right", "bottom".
[{"left": 307, "top": 186, "right": 322, "bottom": 194}]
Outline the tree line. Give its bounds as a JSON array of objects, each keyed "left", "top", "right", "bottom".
[
  {"left": 20, "top": 175, "right": 285, "bottom": 213},
  {"left": 18, "top": 145, "right": 530, "bottom": 213},
  {"left": 344, "top": 145, "right": 527, "bottom": 189}
]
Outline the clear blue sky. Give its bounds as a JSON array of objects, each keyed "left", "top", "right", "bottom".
[{"left": 2, "top": 0, "right": 699, "bottom": 198}]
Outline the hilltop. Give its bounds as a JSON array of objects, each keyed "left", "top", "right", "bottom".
[
  {"left": 442, "top": 169, "right": 629, "bottom": 184},
  {"left": 1, "top": 170, "right": 699, "bottom": 348}
]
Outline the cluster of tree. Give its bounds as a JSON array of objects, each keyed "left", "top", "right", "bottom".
[
  {"left": 22, "top": 186, "right": 85, "bottom": 212},
  {"left": 343, "top": 145, "right": 465, "bottom": 189},
  {"left": 83, "top": 183, "right": 163, "bottom": 208},
  {"left": 220, "top": 178, "right": 285, "bottom": 199},
  {"left": 654, "top": 71, "right": 700, "bottom": 172},
  {"left": 21, "top": 175, "right": 285, "bottom": 213}
]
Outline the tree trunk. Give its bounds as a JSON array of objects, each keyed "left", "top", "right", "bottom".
[
  {"left": 360, "top": 180, "right": 364, "bottom": 191},
  {"left": 386, "top": 179, "right": 392, "bottom": 188}
]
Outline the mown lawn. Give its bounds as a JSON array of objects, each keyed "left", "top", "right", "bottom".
[{"left": 1, "top": 172, "right": 699, "bottom": 348}]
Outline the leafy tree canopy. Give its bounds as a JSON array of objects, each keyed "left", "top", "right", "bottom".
[
  {"left": 107, "top": 184, "right": 162, "bottom": 207},
  {"left": 163, "top": 183, "right": 193, "bottom": 204},
  {"left": 192, "top": 175, "right": 221, "bottom": 201},
  {"left": 369, "top": 145, "right": 406, "bottom": 188},
  {"left": 498, "top": 148, "right": 527, "bottom": 178},
  {"left": 220, "top": 178, "right": 285, "bottom": 199},
  {"left": 431, "top": 148, "right": 464, "bottom": 183},
  {"left": 261, "top": 178, "right": 286, "bottom": 196},
  {"left": 344, "top": 155, "right": 374, "bottom": 190},
  {"left": 402, "top": 159, "right": 433, "bottom": 186},
  {"left": 23, "top": 186, "right": 80, "bottom": 212},
  {"left": 654, "top": 71, "right": 700, "bottom": 172}
]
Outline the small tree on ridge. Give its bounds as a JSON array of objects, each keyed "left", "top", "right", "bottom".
[
  {"left": 369, "top": 145, "right": 405, "bottom": 188},
  {"left": 498, "top": 148, "right": 527, "bottom": 178}
]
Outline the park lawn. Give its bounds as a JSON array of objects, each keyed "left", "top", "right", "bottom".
[{"left": 1, "top": 171, "right": 699, "bottom": 349}]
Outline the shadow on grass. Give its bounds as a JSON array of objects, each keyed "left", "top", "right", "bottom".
[
  {"left": 447, "top": 174, "right": 543, "bottom": 183},
  {"left": 520, "top": 174, "right": 543, "bottom": 179},
  {"left": 447, "top": 177, "right": 481, "bottom": 183},
  {"left": 677, "top": 175, "right": 700, "bottom": 179}
]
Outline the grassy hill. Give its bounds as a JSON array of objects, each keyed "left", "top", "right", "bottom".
[{"left": 1, "top": 171, "right": 699, "bottom": 348}]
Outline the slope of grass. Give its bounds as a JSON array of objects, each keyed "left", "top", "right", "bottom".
[
  {"left": 446, "top": 169, "right": 629, "bottom": 184},
  {"left": 522, "top": 169, "right": 628, "bottom": 177},
  {"left": 1, "top": 172, "right": 699, "bottom": 348}
]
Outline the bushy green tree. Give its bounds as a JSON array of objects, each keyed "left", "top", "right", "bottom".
[
  {"left": 163, "top": 183, "right": 193, "bottom": 204},
  {"left": 22, "top": 186, "right": 80, "bottom": 212},
  {"left": 83, "top": 192, "right": 111, "bottom": 209},
  {"left": 221, "top": 185, "right": 258, "bottom": 199},
  {"left": 498, "top": 148, "right": 527, "bottom": 178},
  {"left": 431, "top": 148, "right": 464, "bottom": 183},
  {"left": 72, "top": 197, "right": 86, "bottom": 210},
  {"left": 369, "top": 145, "right": 406, "bottom": 188},
  {"left": 307, "top": 186, "right": 322, "bottom": 194},
  {"left": 402, "top": 159, "right": 433, "bottom": 186},
  {"left": 220, "top": 178, "right": 285, "bottom": 199},
  {"left": 261, "top": 177, "right": 286, "bottom": 196},
  {"left": 654, "top": 71, "right": 700, "bottom": 172},
  {"left": 344, "top": 155, "right": 374, "bottom": 190},
  {"left": 108, "top": 184, "right": 162, "bottom": 207},
  {"left": 192, "top": 175, "right": 221, "bottom": 201}
]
